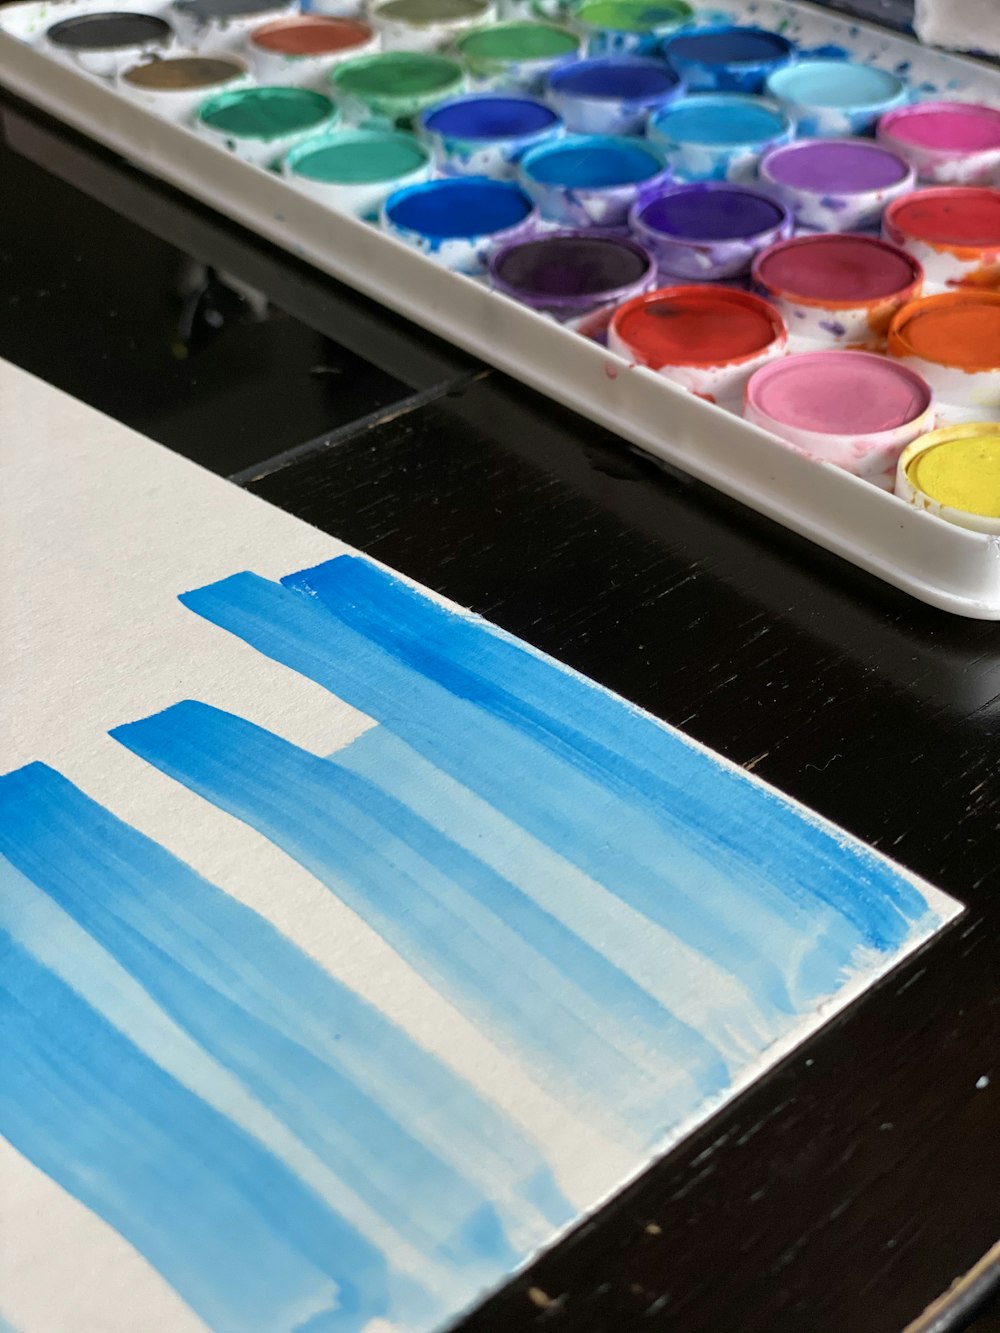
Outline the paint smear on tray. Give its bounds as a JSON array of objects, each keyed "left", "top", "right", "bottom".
[{"left": 1, "top": 554, "right": 957, "bottom": 1333}]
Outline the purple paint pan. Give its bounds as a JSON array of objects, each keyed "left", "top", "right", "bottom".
[
  {"left": 488, "top": 229, "right": 657, "bottom": 335},
  {"left": 759, "top": 137, "right": 914, "bottom": 233},
  {"left": 630, "top": 180, "right": 791, "bottom": 280}
]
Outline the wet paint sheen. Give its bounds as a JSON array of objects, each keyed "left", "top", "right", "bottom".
[
  {"left": 175, "top": 0, "right": 283, "bottom": 21},
  {"left": 887, "top": 189, "right": 1000, "bottom": 249},
  {"left": 665, "top": 25, "right": 789, "bottom": 63},
  {"left": 614, "top": 288, "right": 779, "bottom": 365},
  {"left": 755, "top": 234, "right": 919, "bottom": 302},
  {"left": 493, "top": 232, "right": 651, "bottom": 297},
  {"left": 884, "top": 102, "right": 1000, "bottom": 151},
  {"left": 576, "top": 0, "right": 692, "bottom": 34},
  {"left": 767, "top": 59, "right": 901, "bottom": 109},
  {"left": 334, "top": 51, "right": 462, "bottom": 97},
  {"left": 908, "top": 429, "right": 1000, "bottom": 516},
  {"left": 47, "top": 11, "right": 172, "bottom": 48},
  {"left": 525, "top": 139, "right": 661, "bottom": 186},
  {"left": 424, "top": 97, "right": 558, "bottom": 138},
  {"left": 458, "top": 22, "right": 579, "bottom": 59},
  {"left": 550, "top": 57, "right": 680, "bottom": 100},
  {"left": 292, "top": 134, "right": 428, "bottom": 183},
  {"left": 386, "top": 178, "right": 533, "bottom": 237},
  {"left": 252, "top": 16, "right": 372, "bottom": 53},
  {"left": 652, "top": 96, "right": 787, "bottom": 145},
  {"left": 199, "top": 86, "right": 332, "bottom": 138},
  {"left": 764, "top": 139, "right": 909, "bottom": 192},
  {"left": 893, "top": 297, "right": 1000, "bottom": 371},
  {"left": 641, "top": 185, "right": 784, "bottom": 239},
  {"left": 378, "top": 0, "right": 487, "bottom": 22},
  {"left": 123, "top": 54, "right": 243, "bottom": 88}
]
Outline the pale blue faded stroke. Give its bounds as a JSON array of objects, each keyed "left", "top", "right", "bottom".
[
  {"left": 179, "top": 564, "right": 927, "bottom": 1013},
  {"left": 0, "top": 1315, "right": 21, "bottom": 1333},
  {"left": 0, "top": 931, "right": 391, "bottom": 1333},
  {"left": 113, "top": 702, "right": 731, "bottom": 1144},
  {"left": 0, "top": 765, "right": 570, "bottom": 1271}
]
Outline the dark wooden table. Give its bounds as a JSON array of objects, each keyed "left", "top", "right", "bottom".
[{"left": 2, "top": 17, "right": 998, "bottom": 1327}]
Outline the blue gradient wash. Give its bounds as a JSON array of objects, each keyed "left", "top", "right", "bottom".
[{"left": 1, "top": 554, "right": 940, "bottom": 1333}]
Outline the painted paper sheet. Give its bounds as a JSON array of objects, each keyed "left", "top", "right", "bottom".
[{"left": 0, "top": 360, "right": 960, "bottom": 1333}]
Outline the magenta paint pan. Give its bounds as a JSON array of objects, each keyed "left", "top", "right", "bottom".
[
  {"left": 630, "top": 181, "right": 791, "bottom": 281},
  {"left": 759, "top": 138, "right": 914, "bottom": 234},
  {"left": 752, "top": 233, "right": 923, "bottom": 351},
  {"left": 744, "top": 349, "right": 934, "bottom": 482},
  {"left": 877, "top": 101, "right": 1000, "bottom": 186},
  {"left": 488, "top": 229, "right": 657, "bottom": 335}
]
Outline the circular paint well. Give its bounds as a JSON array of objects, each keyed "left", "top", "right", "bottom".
[
  {"left": 548, "top": 55, "right": 680, "bottom": 100},
  {"left": 638, "top": 183, "right": 786, "bottom": 240},
  {"left": 251, "top": 16, "right": 372, "bottom": 54},
  {"left": 199, "top": 85, "right": 333, "bottom": 139},
  {"left": 122, "top": 54, "right": 244, "bottom": 88},
  {"left": 491, "top": 231, "right": 652, "bottom": 299},
  {"left": 907, "top": 427, "right": 1000, "bottom": 517},
  {"left": 664, "top": 25, "right": 790, "bottom": 66},
  {"left": 47, "top": 11, "right": 172, "bottom": 49},
  {"left": 881, "top": 102, "right": 1000, "bottom": 153},
  {"left": 575, "top": 0, "right": 692, "bottom": 34},
  {"left": 767, "top": 58, "right": 902, "bottom": 109},
  {"left": 746, "top": 350, "right": 931, "bottom": 435},
  {"left": 613, "top": 286, "right": 782, "bottom": 366},
  {"left": 890, "top": 292, "right": 1000, "bottom": 372},
  {"left": 885, "top": 188, "right": 1000, "bottom": 249},
  {"left": 754, "top": 234, "right": 920, "bottom": 305},
  {"left": 290, "top": 132, "right": 428, "bottom": 182},
  {"left": 457, "top": 22, "right": 579, "bottom": 60},
  {"left": 763, "top": 138, "right": 909, "bottom": 193},
  {"left": 423, "top": 96, "right": 559, "bottom": 139},
  {"left": 385, "top": 177, "right": 533, "bottom": 238},
  {"left": 524, "top": 137, "right": 662, "bottom": 186},
  {"left": 651, "top": 94, "right": 788, "bottom": 146},
  {"left": 332, "top": 51, "right": 463, "bottom": 100}
]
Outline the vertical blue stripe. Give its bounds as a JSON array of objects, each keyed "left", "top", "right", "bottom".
[
  {"left": 180, "top": 567, "right": 914, "bottom": 1011},
  {"left": 0, "top": 930, "right": 391, "bottom": 1333},
  {"left": 112, "top": 702, "right": 730, "bottom": 1142},
  {"left": 0, "top": 763, "right": 572, "bottom": 1325}
]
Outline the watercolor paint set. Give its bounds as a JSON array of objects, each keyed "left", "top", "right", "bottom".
[{"left": 1, "top": 0, "right": 999, "bottom": 614}]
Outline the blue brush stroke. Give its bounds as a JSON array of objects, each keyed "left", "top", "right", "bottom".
[
  {"left": 0, "top": 764, "right": 572, "bottom": 1325},
  {"left": 113, "top": 701, "right": 731, "bottom": 1143},
  {"left": 180, "top": 562, "right": 931, "bottom": 1010},
  {"left": 0, "top": 930, "right": 390, "bottom": 1333}
]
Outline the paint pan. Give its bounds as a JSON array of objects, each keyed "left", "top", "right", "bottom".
[
  {"left": 744, "top": 349, "right": 934, "bottom": 482},
  {"left": 759, "top": 138, "right": 914, "bottom": 234},
  {"left": 662, "top": 25, "right": 793, "bottom": 94},
  {"left": 282, "top": 127, "right": 431, "bottom": 217},
  {"left": 572, "top": 0, "right": 692, "bottom": 58},
  {"left": 196, "top": 84, "right": 337, "bottom": 163},
  {"left": 882, "top": 188, "right": 1000, "bottom": 294},
  {"left": 247, "top": 17, "right": 377, "bottom": 83},
  {"left": 545, "top": 55, "right": 684, "bottom": 136},
  {"left": 329, "top": 50, "right": 465, "bottom": 127},
  {"left": 171, "top": 0, "right": 298, "bottom": 53},
  {"left": 752, "top": 233, "right": 922, "bottom": 350},
  {"left": 765, "top": 59, "right": 906, "bottom": 138},
  {"left": 118, "top": 52, "right": 250, "bottom": 119},
  {"left": 647, "top": 93, "right": 792, "bottom": 183},
  {"left": 45, "top": 11, "right": 174, "bottom": 77},
  {"left": 631, "top": 182, "right": 791, "bottom": 281},
  {"left": 878, "top": 102, "right": 1000, "bottom": 186},
  {"left": 518, "top": 132, "right": 670, "bottom": 226},
  {"left": 895, "top": 422, "right": 1000, "bottom": 532},
  {"left": 888, "top": 290, "right": 1000, "bottom": 423},
  {"left": 382, "top": 175, "right": 537, "bottom": 272},
  {"left": 455, "top": 22, "right": 581, "bottom": 94},
  {"left": 419, "top": 95, "right": 562, "bottom": 179},
  {"left": 488, "top": 229, "right": 656, "bottom": 333},
  {"left": 608, "top": 284, "right": 787, "bottom": 407},
  {"left": 371, "top": 0, "right": 494, "bottom": 53}
]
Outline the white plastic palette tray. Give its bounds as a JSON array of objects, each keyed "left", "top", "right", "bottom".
[{"left": 2, "top": 0, "right": 999, "bottom": 616}]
